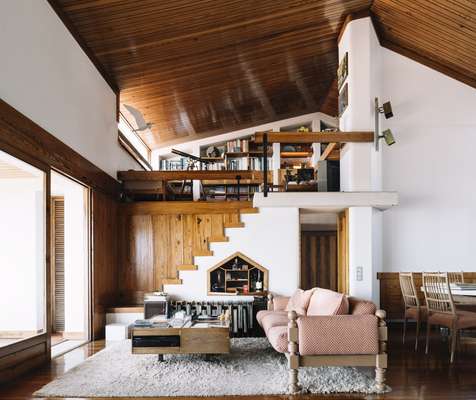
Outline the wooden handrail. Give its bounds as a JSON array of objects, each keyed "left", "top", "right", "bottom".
[{"left": 253, "top": 131, "right": 373, "bottom": 144}]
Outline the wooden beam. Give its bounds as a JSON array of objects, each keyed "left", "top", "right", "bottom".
[
  {"left": 120, "top": 200, "right": 256, "bottom": 215},
  {"left": 118, "top": 170, "right": 264, "bottom": 182},
  {"left": 254, "top": 131, "right": 373, "bottom": 144},
  {"left": 0, "top": 99, "right": 120, "bottom": 197},
  {"left": 319, "top": 143, "right": 338, "bottom": 161}
]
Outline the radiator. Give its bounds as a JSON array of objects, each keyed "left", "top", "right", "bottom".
[{"left": 168, "top": 298, "right": 267, "bottom": 337}]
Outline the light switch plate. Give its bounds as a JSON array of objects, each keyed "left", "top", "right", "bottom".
[{"left": 356, "top": 266, "right": 363, "bottom": 281}]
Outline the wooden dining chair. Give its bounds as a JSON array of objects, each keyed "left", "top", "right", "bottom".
[
  {"left": 423, "top": 272, "right": 476, "bottom": 363},
  {"left": 399, "top": 272, "right": 427, "bottom": 350},
  {"left": 447, "top": 271, "right": 464, "bottom": 284}
]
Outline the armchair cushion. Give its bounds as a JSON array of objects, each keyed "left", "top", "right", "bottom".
[
  {"left": 297, "top": 315, "right": 379, "bottom": 355},
  {"left": 348, "top": 297, "right": 377, "bottom": 315},
  {"left": 260, "top": 311, "right": 288, "bottom": 333},
  {"left": 285, "top": 289, "right": 315, "bottom": 315},
  {"left": 273, "top": 296, "right": 291, "bottom": 312},
  {"left": 267, "top": 325, "right": 288, "bottom": 353},
  {"left": 307, "top": 288, "right": 349, "bottom": 316}
]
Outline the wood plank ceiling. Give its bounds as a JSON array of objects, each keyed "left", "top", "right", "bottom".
[{"left": 51, "top": 0, "right": 476, "bottom": 149}]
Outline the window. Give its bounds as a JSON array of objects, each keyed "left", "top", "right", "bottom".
[
  {"left": 118, "top": 113, "right": 152, "bottom": 170},
  {"left": 0, "top": 150, "right": 46, "bottom": 347}
]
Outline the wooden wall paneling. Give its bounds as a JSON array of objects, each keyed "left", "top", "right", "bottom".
[
  {"left": 152, "top": 215, "right": 169, "bottom": 290},
  {"left": 0, "top": 99, "right": 120, "bottom": 197},
  {"left": 91, "top": 190, "right": 121, "bottom": 339},
  {"left": 120, "top": 200, "right": 255, "bottom": 215},
  {"left": 193, "top": 214, "right": 212, "bottom": 257},
  {"left": 210, "top": 214, "right": 227, "bottom": 242},
  {"left": 182, "top": 214, "right": 195, "bottom": 266},
  {"left": 224, "top": 212, "right": 244, "bottom": 228},
  {"left": 169, "top": 214, "right": 183, "bottom": 278}
]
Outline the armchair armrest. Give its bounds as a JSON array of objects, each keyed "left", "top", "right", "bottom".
[
  {"left": 267, "top": 293, "right": 290, "bottom": 311},
  {"left": 296, "top": 314, "right": 380, "bottom": 355}
]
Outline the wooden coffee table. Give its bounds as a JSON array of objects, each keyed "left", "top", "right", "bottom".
[{"left": 132, "top": 320, "right": 230, "bottom": 361}]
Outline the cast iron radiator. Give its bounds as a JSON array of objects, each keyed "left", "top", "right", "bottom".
[{"left": 168, "top": 298, "right": 267, "bottom": 337}]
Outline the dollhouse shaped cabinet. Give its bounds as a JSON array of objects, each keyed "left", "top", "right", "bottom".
[{"left": 207, "top": 252, "right": 268, "bottom": 296}]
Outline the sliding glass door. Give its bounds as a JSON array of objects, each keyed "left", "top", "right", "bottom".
[{"left": 0, "top": 150, "right": 47, "bottom": 347}]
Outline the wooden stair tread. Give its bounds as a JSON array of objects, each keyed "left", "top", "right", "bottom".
[
  {"left": 224, "top": 222, "right": 245, "bottom": 228},
  {"left": 193, "top": 249, "right": 214, "bottom": 257},
  {"left": 177, "top": 264, "right": 198, "bottom": 271},
  {"left": 163, "top": 278, "right": 183, "bottom": 285},
  {"left": 209, "top": 236, "right": 229, "bottom": 242},
  {"left": 240, "top": 207, "right": 259, "bottom": 214}
]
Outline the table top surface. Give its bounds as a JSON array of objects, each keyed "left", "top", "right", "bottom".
[{"left": 133, "top": 319, "right": 230, "bottom": 331}]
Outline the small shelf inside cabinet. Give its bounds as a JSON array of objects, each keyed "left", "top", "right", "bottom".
[{"left": 207, "top": 252, "right": 268, "bottom": 296}]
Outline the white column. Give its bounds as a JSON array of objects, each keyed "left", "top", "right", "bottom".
[
  {"left": 338, "top": 17, "right": 383, "bottom": 304},
  {"left": 272, "top": 143, "right": 280, "bottom": 186},
  {"left": 191, "top": 144, "right": 201, "bottom": 201}
]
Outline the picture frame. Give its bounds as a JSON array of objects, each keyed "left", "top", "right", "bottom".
[{"left": 337, "top": 52, "right": 348, "bottom": 90}]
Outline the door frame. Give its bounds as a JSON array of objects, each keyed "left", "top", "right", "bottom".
[{"left": 49, "top": 170, "right": 92, "bottom": 344}]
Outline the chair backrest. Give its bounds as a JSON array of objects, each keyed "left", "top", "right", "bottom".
[
  {"left": 399, "top": 272, "right": 420, "bottom": 308},
  {"left": 447, "top": 271, "right": 464, "bottom": 284},
  {"left": 422, "top": 272, "right": 456, "bottom": 315}
]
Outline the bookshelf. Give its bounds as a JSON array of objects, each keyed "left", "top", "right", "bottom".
[{"left": 207, "top": 252, "right": 268, "bottom": 296}]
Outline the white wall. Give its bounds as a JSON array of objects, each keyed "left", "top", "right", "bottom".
[
  {"left": 51, "top": 172, "right": 88, "bottom": 335},
  {"left": 380, "top": 48, "right": 476, "bottom": 272},
  {"left": 0, "top": 155, "right": 45, "bottom": 332},
  {"left": 0, "top": 0, "right": 139, "bottom": 178},
  {"left": 340, "top": 16, "right": 476, "bottom": 285},
  {"left": 165, "top": 208, "right": 300, "bottom": 301}
]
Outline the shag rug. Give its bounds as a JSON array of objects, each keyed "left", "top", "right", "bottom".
[{"left": 35, "top": 338, "right": 389, "bottom": 397}]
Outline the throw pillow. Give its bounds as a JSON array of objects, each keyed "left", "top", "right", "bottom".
[
  {"left": 285, "top": 288, "right": 315, "bottom": 315},
  {"left": 306, "top": 288, "right": 349, "bottom": 316}
]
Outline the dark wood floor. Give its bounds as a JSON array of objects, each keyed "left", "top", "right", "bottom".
[{"left": 1, "top": 324, "right": 475, "bottom": 399}]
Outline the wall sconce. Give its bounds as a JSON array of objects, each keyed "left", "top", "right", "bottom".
[{"left": 375, "top": 98, "right": 396, "bottom": 151}]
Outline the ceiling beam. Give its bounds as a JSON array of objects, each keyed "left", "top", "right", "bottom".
[{"left": 254, "top": 131, "right": 373, "bottom": 144}]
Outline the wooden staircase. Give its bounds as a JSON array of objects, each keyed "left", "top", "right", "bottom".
[{"left": 118, "top": 201, "right": 259, "bottom": 302}]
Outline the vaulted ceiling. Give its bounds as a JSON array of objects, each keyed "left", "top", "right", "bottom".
[{"left": 50, "top": 0, "right": 476, "bottom": 149}]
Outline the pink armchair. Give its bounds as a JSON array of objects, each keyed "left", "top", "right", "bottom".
[{"left": 257, "top": 292, "right": 387, "bottom": 394}]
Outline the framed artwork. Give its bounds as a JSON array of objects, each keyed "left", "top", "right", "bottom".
[
  {"left": 338, "top": 83, "right": 348, "bottom": 117},
  {"left": 337, "top": 52, "right": 348, "bottom": 90}
]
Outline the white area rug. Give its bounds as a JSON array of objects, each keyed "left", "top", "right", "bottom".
[{"left": 35, "top": 338, "right": 389, "bottom": 397}]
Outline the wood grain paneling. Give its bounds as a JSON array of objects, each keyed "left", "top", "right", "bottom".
[
  {"left": 300, "top": 231, "right": 337, "bottom": 291},
  {"left": 118, "top": 202, "right": 254, "bottom": 303},
  {"left": 0, "top": 99, "right": 120, "bottom": 197},
  {"left": 50, "top": 1, "right": 476, "bottom": 150},
  {"left": 372, "top": 1, "right": 476, "bottom": 90},
  {"left": 377, "top": 272, "right": 476, "bottom": 320},
  {"left": 50, "top": 0, "right": 377, "bottom": 148},
  {"left": 91, "top": 190, "right": 120, "bottom": 339}
]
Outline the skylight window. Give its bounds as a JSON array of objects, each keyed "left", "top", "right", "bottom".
[{"left": 118, "top": 113, "right": 152, "bottom": 170}]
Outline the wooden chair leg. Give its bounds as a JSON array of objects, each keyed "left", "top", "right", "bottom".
[
  {"left": 403, "top": 317, "right": 407, "bottom": 344},
  {"left": 415, "top": 318, "right": 420, "bottom": 351},
  {"left": 450, "top": 325, "right": 458, "bottom": 363},
  {"left": 425, "top": 322, "right": 431, "bottom": 354}
]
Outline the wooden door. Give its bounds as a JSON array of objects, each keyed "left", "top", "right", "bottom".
[
  {"left": 51, "top": 197, "right": 65, "bottom": 333},
  {"left": 300, "top": 231, "right": 337, "bottom": 290},
  {"left": 337, "top": 209, "right": 349, "bottom": 294}
]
